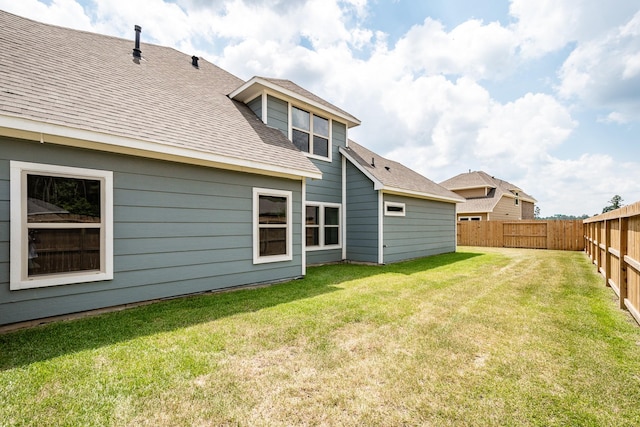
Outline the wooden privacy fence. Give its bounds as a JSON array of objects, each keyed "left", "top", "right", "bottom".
[
  {"left": 457, "top": 220, "right": 584, "bottom": 251},
  {"left": 584, "top": 201, "right": 640, "bottom": 325}
]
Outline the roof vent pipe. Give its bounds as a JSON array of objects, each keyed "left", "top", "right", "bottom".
[
  {"left": 371, "top": 158, "right": 375, "bottom": 167},
  {"left": 133, "top": 25, "right": 142, "bottom": 58},
  {"left": 192, "top": 56, "right": 199, "bottom": 67}
]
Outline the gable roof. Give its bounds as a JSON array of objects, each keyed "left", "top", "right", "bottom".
[
  {"left": 0, "top": 11, "right": 321, "bottom": 180},
  {"left": 229, "top": 76, "right": 361, "bottom": 128},
  {"left": 440, "top": 171, "right": 536, "bottom": 213},
  {"left": 340, "top": 141, "right": 464, "bottom": 204}
]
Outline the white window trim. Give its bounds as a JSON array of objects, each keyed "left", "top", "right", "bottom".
[
  {"left": 253, "top": 187, "right": 293, "bottom": 264},
  {"left": 459, "top": 216, "right": 482, "bottom": 221},
  {"left": 305, "top": 202, "right": 342, "bottom": 251},
  {"left": 289, "top": 104, "right": 333, "bottom": 163},
  {"left": 10, "top": 161, "right": 114, "bottom": 290},
  {"left": 384, "top": 201, "right": 406, "bottom": 217}
]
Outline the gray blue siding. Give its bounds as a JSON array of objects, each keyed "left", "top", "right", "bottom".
[
  {"left": 0, "top": 137, "right": 303, "bottom": 326},
  {"left": 345, "top": 161, "right": 378, "bottom": 263},
  {"left": 382, "top": 194, "right": 457, "bottom": 263},
  {"left": 305, "top": 121, "right": 347, "bottom": 265},
  {"left": 266, "top": 95, "right": 288, "bottom": 135},
  {"left": 247, "top": 95, "right": 262, "bottom": 120}
]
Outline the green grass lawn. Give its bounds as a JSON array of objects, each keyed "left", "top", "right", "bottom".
[{"left": 2, "top": 247, "right": 640, "bottom": 426}]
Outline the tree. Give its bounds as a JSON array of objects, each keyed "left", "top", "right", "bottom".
[
  {"left": 534, "top": 206, "right": 541, "bottom": 219},
  {"left": 602, "top": 195, "right": 624, "bottom": 213}
]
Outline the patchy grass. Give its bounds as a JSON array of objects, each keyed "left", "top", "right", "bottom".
[{"left": 1, "top": 248, "right": 640, "bottom": 426}]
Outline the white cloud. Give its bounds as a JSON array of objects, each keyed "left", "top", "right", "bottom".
[
  {"left": 557, "top": 11, "right": 640, "bottom": 120},
  {"left": 509, "top": 0, "right": 640, "bottom": 58},
  {"left": 524, "top": 153, "right": 640, "bottom": 216},
  {"left": 0, "top": 0, "right": 94, "bottom": 31}
]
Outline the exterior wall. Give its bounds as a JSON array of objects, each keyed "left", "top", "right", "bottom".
[
  {"left": 0, "top": 137, "right": 303, "bottom": 326},
  {"left": 490, "top": 196, "right": 521, "bottom": 220},
  {"left": 457, "top": 213, "right": 488, "bottom": 221},
  {"left": 383, "top": 194, "right": 457, "bottom": 264},
  {"left": 305, "top": 122, "right": 346, "bottom": 265},
  {"left": 256, "top": 93, "right": 350, "bottom": 265},
  {"left": 247, "top": 95, "right": 262, "bottom": 120},
  {"left": 345, "top": 161, "right": 378, "bottom": 263},
  {"left": 455, "top": 188, "right": 487, "bottom": 198},
  {"left": 521, "top": 201, "right": 535, "bottom": 219},
  {"left": 266, "top": 95, "right": 288, "bottom": 135}
]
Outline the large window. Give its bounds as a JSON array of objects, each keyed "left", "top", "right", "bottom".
[
  {"left": 305, "top": 203, "right": 341, "bottom": 250},
  {"left": 10, "top": 161, "right": 113, "bottom": 290},
  {"left": 291, "top": 106, "right": 330, "bottom": 159},
  {"left": 253, "top": 188, "right": 293, "bottom": 264}
]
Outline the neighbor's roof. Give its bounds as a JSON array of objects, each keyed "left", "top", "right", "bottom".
[
  {"left": 229, "top": 76, "right": 361, "bottom": 128},
  {"left": 340, "top": 141, "right": 464, "bottom": 203},
  {"left": 0, "top": 11, "right": 321, "bottom": 180},
  {"left": 440, "top": 171, "right": 537, "bottom": 213}
]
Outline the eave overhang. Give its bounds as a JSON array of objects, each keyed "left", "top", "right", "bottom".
[
  {"left": 229, "top": 77, "right": 361, "bottom": 129},
  {"left": 0, "top": 115, "right": 322, "bottom": 181}
]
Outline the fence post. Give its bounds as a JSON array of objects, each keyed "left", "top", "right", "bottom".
[
  {"left": 604, "top": 219, "right": 611, "bottom": 288},
  {"left": 619, "top": 217, "right": 628, "bottom": 310}
]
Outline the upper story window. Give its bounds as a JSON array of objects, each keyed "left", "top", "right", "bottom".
[
  {"left": 291, "top": 106, "right": 330, "bottom": 159},
  {"left": 10, "top": 161, "right": 114, "bottom": 290}
]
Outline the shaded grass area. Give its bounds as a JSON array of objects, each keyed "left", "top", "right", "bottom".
[{"left": 1, "top": 248, "right": 640, "bottom": 426}]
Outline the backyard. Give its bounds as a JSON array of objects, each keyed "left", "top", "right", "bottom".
[{"left": 1, "top": 247, "right": 640, "bottom": 426}]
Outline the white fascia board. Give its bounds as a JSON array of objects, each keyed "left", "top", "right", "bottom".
[
  {"left": 230, "top": 77, "right": 361, "bottom": 128},
  {"left": 339, "top": 147, "right": 384, "bottom": 190},
  {"left": 381, "top": 188, "right": 465, "bottom": 204},
  {"left": 447, "top": 184, "right": 495, "bottom": 191},
  {"left": 0, "top": 115, "right": 322, "bottom": 181}
]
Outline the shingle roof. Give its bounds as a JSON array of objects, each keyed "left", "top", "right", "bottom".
[
  {"left": 341, "top": 141, "right": 464, "bottom": 203},
  {"left": 0, "top": 11, "right": 320, "bottom": 178},
  {"left": 439, "top": 171, "right": 536, "bottom": 213}
]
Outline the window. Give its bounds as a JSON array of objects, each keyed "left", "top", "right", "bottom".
[
  {"left": 291, "top": 106, "right": 330, "bottom": 159},
  {"left": 515, "top": 192, "right": 520, "bottom": 206},
  {"left": 253, "top": 188, "right": 292, "bottom": 264},
  {"left": 305, "top": 203, "right": 341, "bottom": 250},
  {"left": 10, "top": 161, "right": 113, "bottom": 290},
  {"left": 459, "top": 216, "right": 481, "bottom": 221},
  {"left": 384, "top": 201, "right": 406, "bottom": 217}
]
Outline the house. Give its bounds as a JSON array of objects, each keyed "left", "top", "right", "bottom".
[
  {"left": 440, "top": 171, "right": 537, "bottom": 221},
  {"left": 0, "top": 11, "right": 461, "bottom": 327}
]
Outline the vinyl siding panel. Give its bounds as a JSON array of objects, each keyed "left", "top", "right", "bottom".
[
  {"left": 456, "top": 188, "right": 488, "bottom": 198},
  {"left": 247, "top": 95, "right": 262, "bottom": 121},
  {"left": 491, "top": 196, "right": 521, "bottom": 220},
  {"left": 266, "top": 95, "right": 288, "bottom": 135},
  {"left": 345, "top": 161, "right": 378, "bottom": 263},
  {"left": 383, "top": 194, "right": 456, "bottom": 264},
  {"left": 304, "top": 122, "right": 348, "bottom": 264},
  {"left": 0, "top": 137, "right": 303, "bottom": 326},
  {"left": 521, "top": 200, "right": 535, "bottom": 219}
]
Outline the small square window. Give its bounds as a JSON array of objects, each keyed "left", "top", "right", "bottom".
[{"left": 384, "top": 201, "right": 406, "bottom": 217}]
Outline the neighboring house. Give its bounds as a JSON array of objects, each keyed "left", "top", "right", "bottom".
[
  {"left": 0, "top": 11, "right": 461, "bottom": 327},
  {"left": 440, "top": 171, "right": 537, "bottom": 221}
]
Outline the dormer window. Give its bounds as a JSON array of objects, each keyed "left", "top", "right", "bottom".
[{"left": 291, "top": 106, "right": 330, "bottom": 159}]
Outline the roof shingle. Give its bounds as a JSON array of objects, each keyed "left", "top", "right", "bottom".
[
  {"left": 0, "top": 11, "right": 320, "bottom": 177},
  {"left": 342, "top": 141, "right": 464, "bottom": 203}
]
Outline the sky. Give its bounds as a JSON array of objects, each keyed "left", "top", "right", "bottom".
[{"left": 1, "top": 0, "right": 639, "bottom": 217}]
